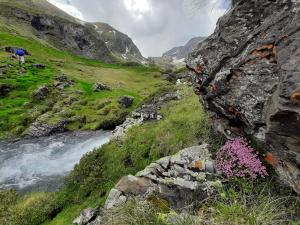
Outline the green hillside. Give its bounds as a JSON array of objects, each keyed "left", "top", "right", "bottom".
[{"left": 0, "top": 32, "right": 166, "bottom": 138}]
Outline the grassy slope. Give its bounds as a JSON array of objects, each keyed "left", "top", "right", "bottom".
[
  {"left": 42, "top": 86, "right": 210, "bottom": 225},
  {"left": 0, "top": 32, "right": 166, "bottom": 138},
  {"left": 0, "top": 85, "right": 211, "bottom": 225}
]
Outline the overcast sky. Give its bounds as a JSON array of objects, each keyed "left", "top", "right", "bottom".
[{"left": 48, "top": 0, "right": 229, "bottom": 57}]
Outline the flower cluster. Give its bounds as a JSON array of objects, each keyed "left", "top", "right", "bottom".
[{"left": 214, "top": 138, "right": 268, "bottom": 179}]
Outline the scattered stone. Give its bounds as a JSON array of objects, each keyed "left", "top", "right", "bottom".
[
  {"left": 32, "top": 64, "right": 45, "bottom": 69},
  {"left": 24, "top": 113, "right": 67, "bottom": 137},
  {"left": 118, "top": 96, "right": 134, "bottom": 108},
  {"left": 53, "top": 75, "right": 75, "bottom": 90},
  {"left": 104, "top": 189, "right": 126, "bottom": 210},
  {"left": 132, "top": 93, "right": 180, "bottom": 121},
  {"left": 74, "top": 144, "right": 222, "bottom": 225},
  {"left": 0, "top": 84, "right": 14, "bottom": 97},
  {"left": 112, "top": 118, "right": 141, "bottom": 139},
  {"left": 73, "top": 208, "right": 100, "bottom": 225},
  {"left": 32, "top": 85, "right": 49, "bottom": 100},
  {"left": 93, "top": 82, "right": 111, "bottom": 92}
]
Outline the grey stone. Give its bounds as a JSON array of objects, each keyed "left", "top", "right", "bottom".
[
  {"left": 73, "top": 208, "right": 99, "bottom": 225},
  {"left": 118, "top": 96, "right": 134, "bottom": 108},
  {"left": 93, "top": 82, "right": 111, "bottom": 92},
  {"left": 104, "top": 189, "right": 126, "bottom": 210},
  {"left": 32, "top": 85, "right": 49, "bottom": 100}
]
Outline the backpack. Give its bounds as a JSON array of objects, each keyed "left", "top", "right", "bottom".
[{"left": 16, "top": 49, "right": 25, "bottom": 56}]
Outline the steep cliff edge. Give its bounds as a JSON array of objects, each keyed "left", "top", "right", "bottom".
[{"left": 187, "top": 0, "right": 300, "bottom": 193}]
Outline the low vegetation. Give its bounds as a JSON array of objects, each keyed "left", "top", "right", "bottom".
[
  {"left": 1, "top": 85, "right": 212, "bottom": 225},
  {"left": 0, "top": 33, "right": 167, "bottom": 138},
  {"left": 100, "top": 180, "right": 299, "bottom": 225}
]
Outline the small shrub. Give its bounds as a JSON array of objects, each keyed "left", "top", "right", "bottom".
[
  {"left": 215, "top": 138, "right": 267, "bottom": 179},
  {"left": 102, "top": 198, "right": 169, "bottom": 225}
]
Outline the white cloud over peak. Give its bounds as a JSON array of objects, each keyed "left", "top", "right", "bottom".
[
  {"left": 48, "top": 0, "right": 229, "bottom": 57},
  {"left": 48, "top": 0, "right": 84, "bottom": 21}
]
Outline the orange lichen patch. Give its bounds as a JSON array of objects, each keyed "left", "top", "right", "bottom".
[
  {"left": 228, "top": 107, "right": 241, "bottom": 117},
  {"left": 243, "top": 59, "right": 257, "bottom": 65},
  {"left": 250, "top": 44, "right": 276, "bottom": 62},
  {"left": 282, "top": 35, "right": 289, "bottom": 41},
  {"left": 195, "top": 64, "right": 205, "bottom": 74},
  {"left": 265, "top": 152, "right": 279, "bottom": 167},
  {"left": 195, "top": 160, "right": 204, "bottom": 170},
  {"left": 290, "top": 92, "right": 300, "bottom": 103},
  {"left": 259, "top": 32, "right": 268, "bottom": 39}
]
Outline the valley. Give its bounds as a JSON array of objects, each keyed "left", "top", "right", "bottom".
[{"left": 0, "top": 0, "right": 300, "bottom": 225}]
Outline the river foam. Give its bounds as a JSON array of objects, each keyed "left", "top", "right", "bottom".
[{"left": 0, "top": 130, "right": 112, "bottom": 192}]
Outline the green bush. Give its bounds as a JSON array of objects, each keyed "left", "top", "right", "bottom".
[{"left": 10, "top": 192, "right": 63, "bottom": 225}]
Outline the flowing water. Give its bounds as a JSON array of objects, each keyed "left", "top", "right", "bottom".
[{"left": 0, "top": 130, "right": 112, "bottom": 193}]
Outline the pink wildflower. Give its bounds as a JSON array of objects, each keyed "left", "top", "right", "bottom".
[{"left": 214, "top": 138, "right": 268, "bottom": 179}]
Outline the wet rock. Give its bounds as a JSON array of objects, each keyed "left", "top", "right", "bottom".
[
  {"left": 112, "top": 118, "right": 141, "bottom": 139},
  {"left": 73, "top": 208, "right": 100, "bottom": 225},
  {"left": 118, "top": 96, "right": 134, "bottom": 108},
  {"left": 186, "top": 0, "right": 300, "bottom": 194},
  {"left": 32, "top": 85, "right": 49, "bottom": 100},
  {"left": 25, "top": 116, "right": 66, "bottom": 137},
  {"left": 93, "top": 82, "right": 111, "bottom": 92}
]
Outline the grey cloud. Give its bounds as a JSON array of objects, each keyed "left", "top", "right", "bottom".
[{"left": 55, "top": 0, "right": 227, "bottom": 56}]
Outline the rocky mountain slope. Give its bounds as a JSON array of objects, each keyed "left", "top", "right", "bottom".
[
  {"left": 163, "top": 36, "right": 206, "bottom": 61},
  {"left": 187, "top": 0, "right": 300, "bottom": 193},
  {"left": 92, "top": 22, "right": 144, "bottom": 63},
  {"left": 149, "top": 36, "right": 205, "bottom": 68},
  {"left": 0, "top": 0, "right": 144, "bottom": 63}
]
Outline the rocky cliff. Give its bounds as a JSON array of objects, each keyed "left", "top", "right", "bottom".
[
  {"left": 0, "top": 0, "right": 144, "bottom": 63},
  {"left": 163, "top": 36, "right": 206, "bottom": 61},
  {"left": 187, "top": 0, "right": 300, "bottom": 193},
  {"left": 92, "top": 22, "right": 144, "bottom": 63}
]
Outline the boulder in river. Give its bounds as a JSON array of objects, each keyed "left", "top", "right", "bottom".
[
  {"left": 24, "top": 118, "right": 66, "bottom": 137},
  {"left": 186, "top": 0, "right": 300, "bottom": 193}
]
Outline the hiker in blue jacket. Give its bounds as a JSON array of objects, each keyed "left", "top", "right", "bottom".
[{"left": 15, "top": 49, "right": 26, "bottom": 66}]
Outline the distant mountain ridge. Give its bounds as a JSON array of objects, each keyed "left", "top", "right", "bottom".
[
  {"left": 162, "top": 37, "right": 206, "bottom": 60},
  {"left": 148, "top": 36, "right": 206, "bottom": 68},
  {"left": 0, "top": 0, "right": 144, "bottom": 63}
]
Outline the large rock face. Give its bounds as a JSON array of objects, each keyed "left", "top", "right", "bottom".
[{"left": 187, "top": 0, "right": 300, "bottom": 193}]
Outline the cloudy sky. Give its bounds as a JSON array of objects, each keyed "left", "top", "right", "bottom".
[{"left": 48, "top": 0, "right": 229, "bottom": 57}]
